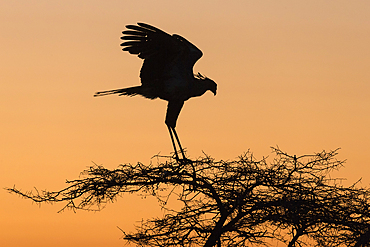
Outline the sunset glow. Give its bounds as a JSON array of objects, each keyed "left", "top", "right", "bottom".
[{"left": 1, "top": 1, "right": 370, "bottom": 246}]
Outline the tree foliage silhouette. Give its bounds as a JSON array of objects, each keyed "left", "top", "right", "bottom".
[{"left": 7, "top": 147, "right": 370, "bottom": 246}]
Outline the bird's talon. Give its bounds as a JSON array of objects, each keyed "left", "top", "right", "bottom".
[{"left": 179, "top": 158, "right": 192, "bottom": 164}]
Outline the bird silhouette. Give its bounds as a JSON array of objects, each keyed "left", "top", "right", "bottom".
[{"left": 94, "top": 23, "right": 217, "bottom": 161}]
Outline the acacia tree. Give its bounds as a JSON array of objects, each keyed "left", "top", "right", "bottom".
[{"left": 7, "top": 147, "right": 370, "bottom": 246}]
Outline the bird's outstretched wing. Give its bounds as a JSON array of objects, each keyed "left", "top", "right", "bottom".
[{"left": 120, "top": 23, "right": 203, "bottom": 85}]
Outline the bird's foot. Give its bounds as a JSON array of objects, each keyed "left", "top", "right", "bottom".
[
  {"left": 178, "top": 157, "right": 192, "bottom": 164},
  {"left": 173, "top": 157, "right": 193, "bottom": 167}
]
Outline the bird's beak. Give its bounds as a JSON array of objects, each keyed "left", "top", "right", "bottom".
[{"left": 212, "top": 90, "right": 217, "bottom": 96}]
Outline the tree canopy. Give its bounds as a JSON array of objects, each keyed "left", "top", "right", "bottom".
[{"left": 7, "top": 147, "right": 370, "bottom": 247}]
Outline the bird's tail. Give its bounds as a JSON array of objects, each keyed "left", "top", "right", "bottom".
[{"left": 94, "top": 86, "right": 142, "bottom": 97}]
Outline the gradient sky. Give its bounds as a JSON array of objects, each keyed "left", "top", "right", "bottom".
[{"left": 1, "top": 1, "right": 370, "bottom": 246}]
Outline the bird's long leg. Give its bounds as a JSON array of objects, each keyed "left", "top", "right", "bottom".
[
  {"left": 172, "top": 127, "right": 186, "bottom": 160},
  {"left": 167, "top": 126, "right": 180, "bottom": 161}
]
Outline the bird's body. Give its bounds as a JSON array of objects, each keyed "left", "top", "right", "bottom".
[{"left": 95, "top": 23, "right": 217, "bottom": 160}]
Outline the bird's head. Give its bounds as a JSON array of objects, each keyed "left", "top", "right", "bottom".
[
  {"left": 207, "top": 78, "right": 217, "bottom": 96},
  {"left": 195, "top": 73, "right": 217, "bottom": 96}
]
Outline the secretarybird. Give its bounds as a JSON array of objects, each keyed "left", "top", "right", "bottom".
[{"left": 94, "top": 23, "right": 217, "bottom": 161}]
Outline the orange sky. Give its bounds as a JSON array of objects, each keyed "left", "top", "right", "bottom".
[{"left": 1, "top": 1, "right": 370, "bottom": 246}]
